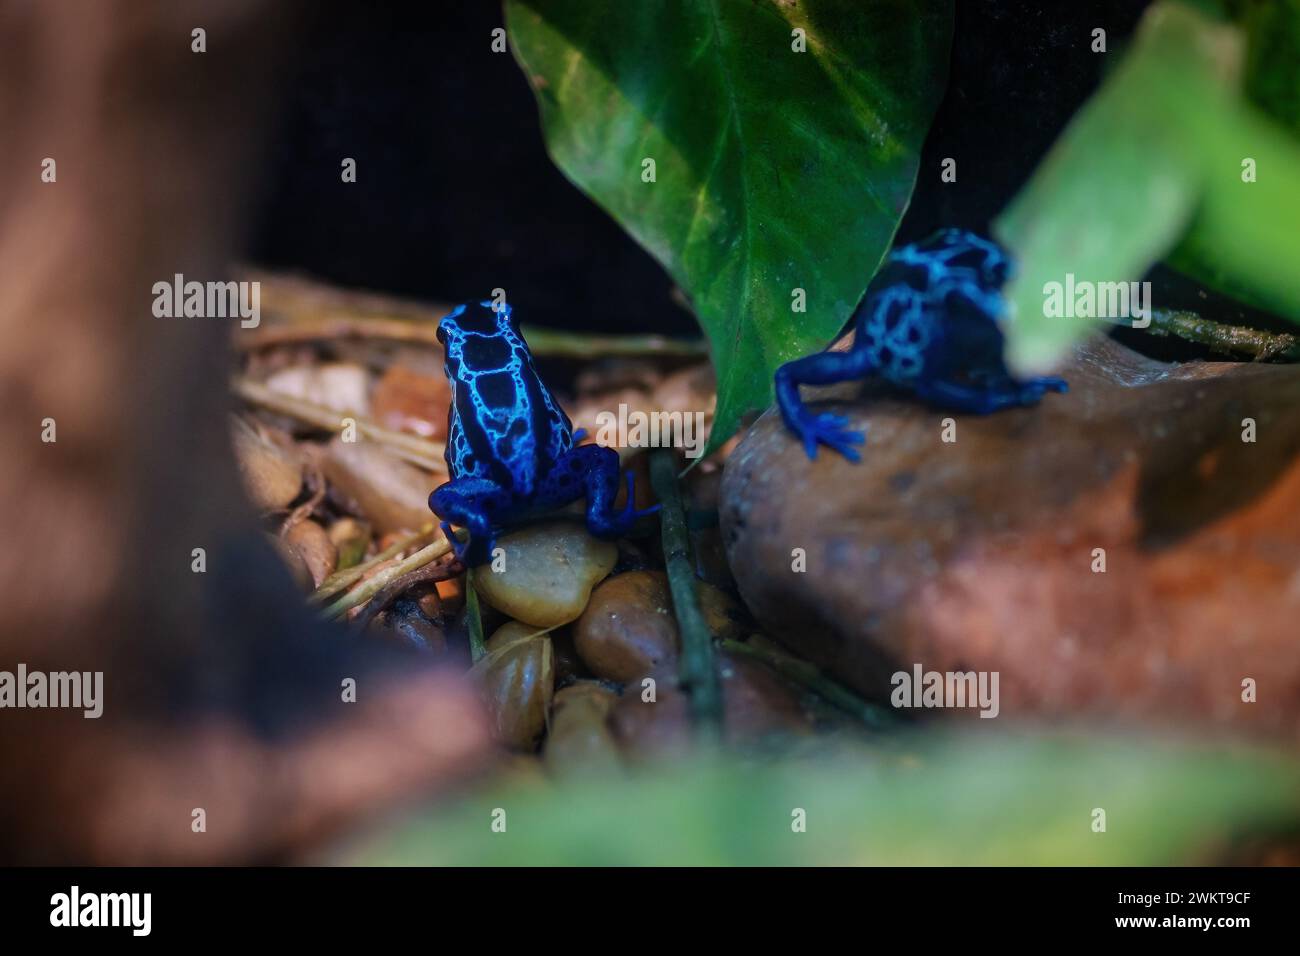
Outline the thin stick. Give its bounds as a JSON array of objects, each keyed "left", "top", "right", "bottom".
[
  {"left": 310, "top": 524, "right": 437, "bottom": 604},
  {"left": 235, "top": 271, "right": 707, "bottom": 359},
  {"left": 239, "top": 315, "right": 706, "bottom": 360},
  {"left": 322, "top": 537, "right": 452, "bottom": 619},
  {"left": 1116, "top": 309, "right": 1300, "bottom": 362},
  {"left": 720, "top": 638, "right": 896, "bottom": 731},
  {"left": 649, "top": 450, "right": 722, "bottom": 736},
  {"left": 232, "top": 377, "right": 446, "bottom": 472},
  {"left": 353, "top": 556, "right": 464, "bottom": 632}
]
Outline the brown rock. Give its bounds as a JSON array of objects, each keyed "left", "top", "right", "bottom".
[
  {"left": 720, "top": 337, "right": 1300, "bottom": 738},
  {"left": 545, "top": 681, "right": 622, "bottom": 775},
  {"left": 574, "top": 571, "right": 679, "bottom": 682},
  {"left": 609, "top": 651, "right": 810, "bottom": 758},
  {"left": 473, "top": 520, "right": 618, "bottom": 628},
  {"left": 477, "top": 622, "right": 555, "bottom": 751}
]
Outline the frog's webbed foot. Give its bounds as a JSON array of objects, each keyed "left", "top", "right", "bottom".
[
  {"left": 774, "top": 351, "right": 873, "bottom": 462},
  {"left": 795, "top": 412, "right": 865, "bottom": 462},
  {"left": 552, "top": 444, "right": 657, "bottom": 539},
  {"left": 604, "top": 468, "right": 660, "bottom": 533},
  {"left": 438, "top": 521, "right": 482, "bottom": 567}
]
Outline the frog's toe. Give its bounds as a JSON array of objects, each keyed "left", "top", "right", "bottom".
[
  {"left": 619, "top": 470, "right": 660, "bottom": 522},
  {"left": 441, "top": 521, "right": 486, "bottom": 566},
  {"left": 796, "top": 412, "right": 865, "bottom": 463},
  {"left": 1015, "top": 376, "right": 1067, "bottom": 405}
]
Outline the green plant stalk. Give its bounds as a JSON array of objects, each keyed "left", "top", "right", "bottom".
[
  {"left": 720, "top": 639, "right": 895, "bottom": 732},
  {"left": 649, "top": 450, "right": 722, "bottom": 736},
  {"left": 465, "top": 569, "right": 488, "bottom": 663},
  {"left": 1124, "top": 309, "right": 1300, "bottom": 361},
  {"left": 311, "top": 524, "right": 438, "bottom": 603},
  {"left": 322, "top": 537, "right": 452, "bottom": 619}
]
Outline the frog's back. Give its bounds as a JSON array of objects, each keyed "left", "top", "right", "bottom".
[{"left": 443, "top": 302, "right": 572, "bottom": 498}]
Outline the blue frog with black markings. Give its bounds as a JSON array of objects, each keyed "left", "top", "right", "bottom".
[
  {"left": 775, "top": 228, "right": 1068, "bottom": 461},
  {"left": 429, "top": 300, "right": 656, "bottom": 566}
]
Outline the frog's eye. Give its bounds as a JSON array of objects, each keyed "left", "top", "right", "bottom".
[{"left": 435, "top": 324, "right": 447, "bottom": 345}]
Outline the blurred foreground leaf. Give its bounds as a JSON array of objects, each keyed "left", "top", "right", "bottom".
[
  {"left": 996, "top": 1, "right": 1300, "bottom": 373},
  {"left": 343, "top": 734, "right": 1300, "bottom": 865},
  {"left": 507, "top": 0, "right": 953, "bottom": 454}
]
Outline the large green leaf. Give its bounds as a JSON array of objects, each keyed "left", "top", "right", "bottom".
[
  {"left": 995, "top": 1, "right": 1300, "bottom": 373},
  {"left": 507, "top": 0, "right": 953, "bottom": 453},
  {"left": 343, "top": 735, "right": 1300, "bottom": 865}
]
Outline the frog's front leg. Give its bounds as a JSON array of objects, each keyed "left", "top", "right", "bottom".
[
  {"left": 428, "top": 476, "right": 511, "bottom": 567},
  {"left": 774, "top": 348, "right": 875, "bottom": 462},
  {"left": 545, "top": 443, "right": 659, "bottom": 538}
]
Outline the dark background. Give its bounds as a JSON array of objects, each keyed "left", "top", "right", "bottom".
[{"left": 248, "top": 2, "right": 1153, "bottom": 337}]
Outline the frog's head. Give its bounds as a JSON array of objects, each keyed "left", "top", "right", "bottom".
[{"left": 437, "top": 300, "right": 521, "bottom": 383}]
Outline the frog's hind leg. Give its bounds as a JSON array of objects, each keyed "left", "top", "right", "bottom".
[
  {"left": 549, "top": 443, "right": 658, "bottom": 538},
  {"left": 774, "top": 348, "right": 875, "bottom": 462},
  {"left": 428, "top": 477, "right": 509, "bottom": 566},
  {"left": 913, "top": 375, "right": 1067, "bottom": 415}
]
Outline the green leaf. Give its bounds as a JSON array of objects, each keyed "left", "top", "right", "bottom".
[
  {"left": 343, "top": 735, "right": 1300, "bottom": 865},
  {"left": 1238, "top": 0, "right": 1300, "bottom": 130},
  {"left": 507, "top": 0, "right": 953, "bottom": 452},
  {"left": 995, "top": 1, "right": 1300, "bottom": 373}
]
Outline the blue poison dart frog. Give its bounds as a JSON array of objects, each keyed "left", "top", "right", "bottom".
[
  {"left": 429, "top": 300, "right": 658, "bottom": 566},
  {"left": 775, "top": 228, "right": 1068, "bottom": 462}
]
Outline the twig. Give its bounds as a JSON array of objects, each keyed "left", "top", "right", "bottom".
[
  {"left": 310, "top": 524, "right": 437, "bottom": 604},
  {"left": 719, "top": 638, "right": 896, "bottom": 731},
  {"left": 232, "top": 376, "right": 446, "bottom": 472},
  {"left": 353, "top": 556, "right": 464, "bottom": 632},
  {"left": 236, "top": 270, "right": 707, "bottom": 359},
  {"left": 322, "top": 536, "right": 452, "bottom": 619},
  {"left": 649, "top": 450, "right": 722, "bottom": 736},
  {"left": 1118, "top": 309, "right": 1300, "bottom": 362}
]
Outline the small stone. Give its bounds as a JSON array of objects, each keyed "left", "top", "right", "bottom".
[
  {"left": 473, "top": 520, "right": 617, "bottom": 628},
  {"left": 477, "top": 621, "right": 555, "bottom": 750},
  {"left": 545, "top": 681, "right": 622, "bottom": 776},
  {"left": 573, "top": 570, "right": 678, "bottom": 682},
  {"left": 609, "top": 651, "right": 810, "bottom": 759}
]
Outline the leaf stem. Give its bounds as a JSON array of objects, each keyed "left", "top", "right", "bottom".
[
  {"left": 649, "top": 450, "right": 723, "bottom": 736},
  {"left": 1125, "top": 309, "right": 1300, "bottom": 362},
  {"left": 719, "top": 638, "right": 896, "bottom": 731}
]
